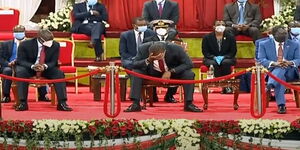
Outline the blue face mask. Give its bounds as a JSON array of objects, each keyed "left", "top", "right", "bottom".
[
  {"left": 137, "top": 26, "right": 147, "bottom": 32},
  {"left": 13, "top": 32, "right": 25, "bottom": 40},
  {"left": 87, "top": 0, "right": 97, "bottom": 6},
  {"left": 238, "top": 0, "right": 247, "bottom": 3},
  {"left": 268, "top": 34, "right": 273, "bottom": 39},
  {"left": 291, "top": 27, "right": 300, "bottom": 36}
]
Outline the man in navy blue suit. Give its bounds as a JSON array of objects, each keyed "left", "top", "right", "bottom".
[
  {"left": 71, "top": 0, "right": 108, "bottom": 61},
  {"left": 258, "top": 26, "right": 300, "bottom": 114},
  {"left": 0, "top": 25, "right": 49, "bottom": 103},
  {"left": 119, "top": 17, "right": 156, "bottom": 70}
]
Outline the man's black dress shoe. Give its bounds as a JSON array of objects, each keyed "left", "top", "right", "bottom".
[
  {"left": 57, "top": 103, "right": 73, "bottom": 111},
  {"left": 95, "top": 57, "right": 102, "bottom": 61},
  {"left": 124, "top": 103, "right": 142, "bottom": 112},
  {"left": 277, "top": 105, "right": 286, "bottom": 114},
  {"left": 15, "top": 102, "right": 28, "bottom": 111},
  {"left": 164, "top": 96, "right": 177, "bottom": 103},
  {"left": 1, "top": 96, "right": 11, "bottom": 103},
  {"left": 153, "top": 95, "right": 159, "bottom": 102},
  {"left": 221, "top": 87, "right": 233, "bottom": 94},
  {"left": 184, "top": 104, "right": 203, "bottom": 112},
  {"left": 38, "top": 96, "right": 51, "bottom": 102}
]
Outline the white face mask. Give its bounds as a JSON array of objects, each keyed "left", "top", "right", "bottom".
[
  {"left": 156, "top": 28, "right": 167, "bottom": 36},
  {"left": 43, "top": 40, "right": 53, "bottom": 47},
  {"left": 215, "top": 25, "right": 226, "bottom": 33}
]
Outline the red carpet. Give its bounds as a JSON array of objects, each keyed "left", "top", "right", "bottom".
[{"left": 1, "top": 87, "right": 300, "bottom": 121}]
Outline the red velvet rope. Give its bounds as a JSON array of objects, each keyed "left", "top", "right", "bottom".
[
  {"left": 0, "top": 69, "right": 102, "bottom": 83},
  {"left": 103, "top": 72, "right": 121, "bottom": 118},
  {"left": 250, "top": 72, "right": 267, "bottom": 118},
  {"left": 124, "top": 69, "right": 247, "bottom": 84},
  {"left": 266, "top": 72, "right": 300, "bottom": 91}
]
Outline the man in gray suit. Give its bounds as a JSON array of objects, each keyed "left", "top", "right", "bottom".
[
  {"left": 223, "top": 0, "right": 262, "bottom": 42},
  {"left": 142, "top": 0, "right": 179, "bottom": 27}
]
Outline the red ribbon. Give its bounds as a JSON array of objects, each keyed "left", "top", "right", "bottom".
[
  {"left": 103, "top": 72, "right": 121, "bottom": 118},
  {"left": 267, "top": 72, "right": 300, "bottom": 91},
  {"left": 125, "top": 69, "right": 247, "bottom": 84},
  {"left": 250, "top": 72, "right": 267, "bottom": 118},
  {"left": 0, "top": 69, "right": 102, "bottom": 83}
]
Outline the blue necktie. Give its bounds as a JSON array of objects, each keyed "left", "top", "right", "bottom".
[
  {"left": 9, "top": 42, "right": 17, "bottom": 62},
  {"left": 238, "top": 3, "right": 244, "bottom": 24}
]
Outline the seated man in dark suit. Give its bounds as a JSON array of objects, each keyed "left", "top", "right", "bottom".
[
  {"left": 71, "top": 0, "right": 108, "bottom": 61},
  {"left": 0, "top": 25, "right": 49, "bottom": 103},
  {"left": 223, "top": 0, "right": 262, "bottom": 42},
  {"left": 119, "top": 17, "right": 156, "bottom": 70},
  {"left": 258, "top": 26, "right": 300, "bottom": 114},
  {"left": 143, "top": 20, "right": 179, "bottom": 103},
  {"left": 15, "top": 29, "right": 72, "bottom": 111},
  {"left": 202, "top": 20, "right": 237, "bottom": 94},
  {"left": 124, "top": 41, "right": 203, "bottom": 112}
]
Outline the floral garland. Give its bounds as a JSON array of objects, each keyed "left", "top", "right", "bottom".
[
  {"left": 260, "top": 0, "right": 296, "bottom": 31},
  {"left": 38, "top": 4, "right": 73, "bottom": 32},
  {"left": 0, "top": 118, "right": 300, "bottom": 149}
]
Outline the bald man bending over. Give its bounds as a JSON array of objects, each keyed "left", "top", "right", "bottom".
[{"left": 15, "top": 29, "right": 72, "bottom": 111}]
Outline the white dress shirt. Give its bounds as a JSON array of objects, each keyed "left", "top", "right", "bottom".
[
  {"left": 153, "top": 58, "right": 168, "bottom": 72},
  {"left": 134, "top": 30, "right": 144, "bottom": 45},
  {"left": 31, "top": 39, "right": 48, "bottom": 69},
  {"left": 156, "top": 0, "right": 165, "bottom": 9}
]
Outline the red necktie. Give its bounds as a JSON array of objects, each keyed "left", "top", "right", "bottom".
[
  {"left": 277, "top": 43, "right": 283, "bottom": 62},
  {"left": 158, "top": 59, "right": 165, "bottom": 72},
  {"left": 39, "top": 46, "right": 46, "bottom": 64},
  {"left": 158, "top": 2, "right": 163, "bottom": 17}
]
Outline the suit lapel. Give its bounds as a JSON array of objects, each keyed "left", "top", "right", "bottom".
[
  {"left": 131, "top": 30, "right": 137, "bottom": 51},
  {"left": 233, "top": 3, "right": 239, "bottom": 23},
  {"left": 268, "top": 39, "right": 277, "bottom": 61},
  {"left": 283, "top": 41, "right": 290, "bottom": 59},
  {"left": 162, "top": 0, "right": 170, "bottom": 18},
  {"left": 243, "top": 2, "right": 250, "bottom": 21},
  {"left": 211, "top": 33, "right": 219, "bottom": 53},
  {"left": 33, "top": 39, "right": 39, "bottom": 59},
  {"left": 8, "top": 40, "right": 14, "bottom": 57},
  {"left": 81, "top": 2, "right": 88, "bottom": 12},
  {"left": 151, "top": 1, "right": 160, "bottom": 19}
]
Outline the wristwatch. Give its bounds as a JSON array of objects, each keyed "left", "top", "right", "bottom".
[{"left": 169, "top": 69, "right": 176, "bottom": 73}]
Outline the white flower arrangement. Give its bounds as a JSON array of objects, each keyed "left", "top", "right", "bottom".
[
  {"left": 139, "top": 119, "right": 200, "bottom": 150},
  {"left": 239, "top": 119, "right": 291, "bottom": 138},
  {"left": 38, "top": 4, "right": 73, "bottom": 32},
  {"left": 33, "top": 119, "right": 88, "bottom": 134},
  {"left": 261, "top": 0, "right": 296, "bottom": 31}
]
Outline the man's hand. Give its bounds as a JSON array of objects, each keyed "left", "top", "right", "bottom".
[
  {"left": 8, "top": 61, "right": 16, "bottom": 67},
  {"left": 147, "top": 53, "right": 164, "bottom": 62},
  {"left": 162, "top": 71, "right": 171, "bottom": 84},
  {"left": 92, "top": 10, "right": 100, "bottom": 16},
  {"left": 241, "top": 24, "right": 250, "bottom": 31},
  {"left": 280, "top": 61, "right": 293, "bottom": 68},
  {"left": 33, "top": 64, "right": 45, "bottom": 72},
  {"left": 232, "top": 24, "right": 242, "bottom": 31}
]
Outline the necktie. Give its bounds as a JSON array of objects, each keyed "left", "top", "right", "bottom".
[
  {"left": 238, "top": 3, "right": 244, "bottom": 24},
  {"left": 158, "top": 2, "right": 163, "bottom": 17},
  {"left": 39, "top": 46, "right": 46, "bottom": 64},
  {"left": 161, "top": 35, "right": 165, "bottom": 41},
  {"left": 9, "top": 42, "right": 17, "bottom": 62},
  {"left": 137, "top": 32, "right": 142, "bottom": 51},
  {"left": 277, "top": 43, "right": 283, "bottom": 62},
  {"left": 158, "top": 59, "right": 165, "bottom": 72}
]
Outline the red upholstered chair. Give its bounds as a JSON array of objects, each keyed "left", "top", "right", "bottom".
[
  {"left": 235, "top": 35, "right": 253, "bottom": 43},
  {"left": 69, "top": 10, "right": 107, "bottom": 60},
  {"left": 58, "top": 40, "right": 78, "bottom": 94},
  {"left": 0, "top": 8, "right": 19, "bottom": 40}
]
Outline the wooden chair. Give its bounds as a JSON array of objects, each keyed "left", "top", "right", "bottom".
[{"left": 0, "top": 8, "right": 19, "bottom": 41}]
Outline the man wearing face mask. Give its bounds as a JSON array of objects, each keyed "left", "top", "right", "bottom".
[
  {"left": 288, "top": 21, "right": 300, "bottom": 43},
  {"left": 202, "top": 20, "right": 237, "bottom": 94},
  {"left": 258, "top": 26, "right": 300, "bottom": 114},
  {"left": 71, "top": 0, "right": 108, "bottom": 61},
  {"left": 124, "top": 42, "right": 203, "bottom": 112},
  {"left": 119, "top": 17, "right": 155, "bottom": 70},
  {"left": 0, "top": 25, "right": 49, "bottom": 103},
  {"left": 143, "top": 20, "right": 179, "bottom": 103},
  {"left": 223, "top": 0, "right": 262, "bottom": 42},
  {"left": 15, "top": 29, "right": 72, "bottom": 111}
]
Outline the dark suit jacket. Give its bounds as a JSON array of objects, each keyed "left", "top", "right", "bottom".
[
  {"left": 119, "top": 29, "right": 156, "bottom": 59},
  {"left": 16, "top": 38, "right": 59, "bottom": 70},
  {"left": 202, "top": 31, "right": 237, "bottom": 60},
  {"left": 71, "top": 2, "right": 108, "bottom": 33},
  {"left": 223, "top": 1, "right": 261, "bottom": 27},
  {"left": 142, "top": 0, "right": 179, "bottom": 25},
  {"left": 295, "top": 6, "right": 300, "bottom": 21},
  {"left": 133, "top": 42, "right": 193, "bottom": 74},
  {"left": 0, "top": 40, "right": 14, "bottom": 68}
]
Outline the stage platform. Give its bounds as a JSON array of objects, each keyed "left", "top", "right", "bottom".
[{"left": 1, "top": 86, "right": 300, "bottom": 121}]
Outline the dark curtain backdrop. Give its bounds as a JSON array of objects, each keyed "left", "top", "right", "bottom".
[{"left": 102, "top": 0, "right": 274, "bottom": 31}]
